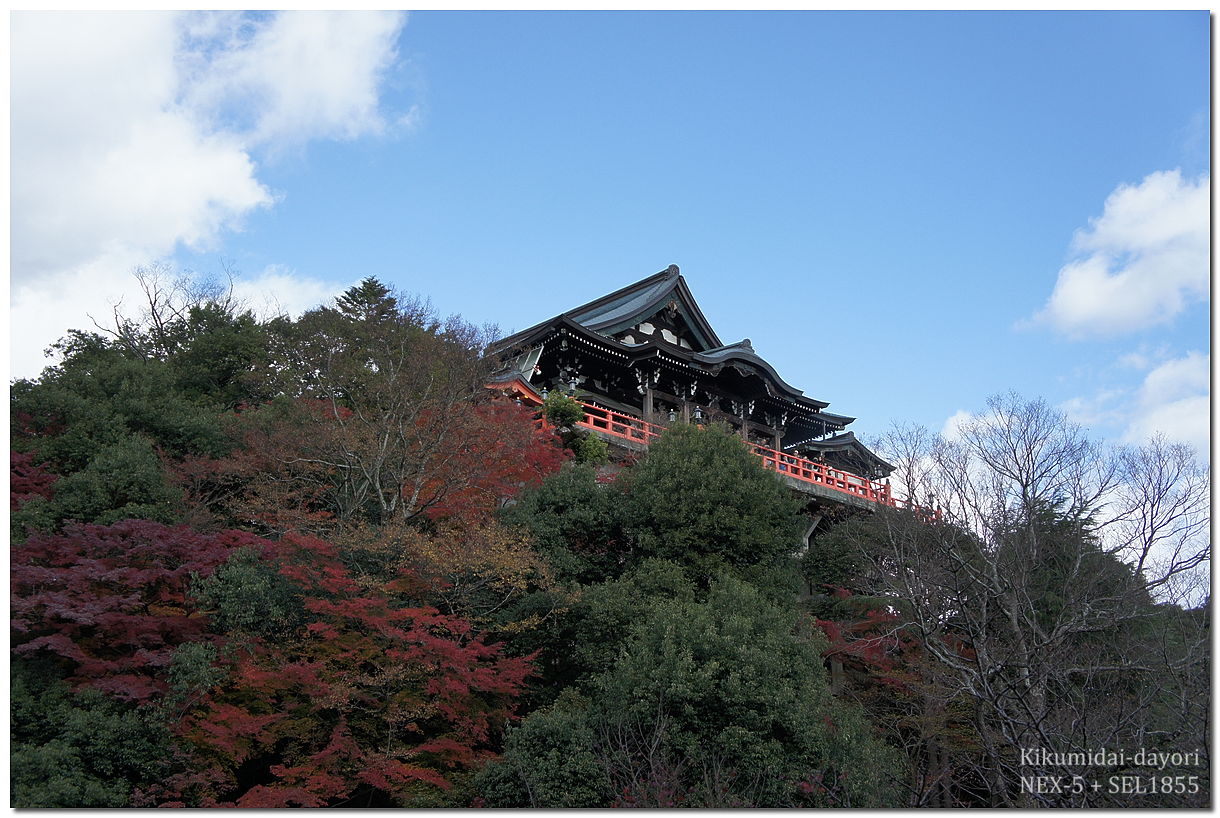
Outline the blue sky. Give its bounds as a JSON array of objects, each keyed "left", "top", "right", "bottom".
[{"left": 11, "top": 11, "right": 1210, "bottom": 459}]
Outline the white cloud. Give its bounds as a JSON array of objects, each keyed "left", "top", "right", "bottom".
[
  {"left": 1033, "top": 170, "right": 1209, "bottom": 337},
  {"left": 10, "top": 11, "right": 408, "bottom": 379},
  {"left": 1060, "top": 388, "right": 1126, "bottom": 430},
  {"left": 10, "top": 13, "right": 272, "bottom": 286},
  {"left": 182, "top": 11, "right": 406, "bottom": 148},
  {"left": 1123, "top": 351, "right": 1209, "bottom": 457},
  {"left": 1058, "top": 350, "right": 1209, "bottom": 461},
  {"left": 232, "top": 266, "right": 351, "bottom": 321},
  {"left": 1116, "top": 347, "right": 1161, "bottom": 371},
  {"left": 940, "top": 409, "right": 974, "bottom": 442}
]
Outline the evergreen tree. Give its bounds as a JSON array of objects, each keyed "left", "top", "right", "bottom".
[
  {"left": 500, "top": 462, "right": 628, "bottom": 584},
  {"left": 620, "top": 423, "right": 804, "bottom": 579},
  {"left": 477, "top": 576, "right": 902, "bottom": 807},
  {"left": 334, "top": 276, "right": 398, "bottom": 322}
]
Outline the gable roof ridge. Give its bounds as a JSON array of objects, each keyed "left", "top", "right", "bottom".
[
  {"left": 489, "top": 265, "right": 724, "bottom": 355},
  {"left": 566, "top": 265, "right": 723, "bottom": 350},
  {"left": 564, "top": 265, "right": 679, "bottom": 323}
]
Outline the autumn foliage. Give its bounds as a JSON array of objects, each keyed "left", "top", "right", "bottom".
[
  {"left": 11, "top": 520, "right": 252, "bottom": 701},
  {"left": 10, "top": 517, "right": 536, "bottom": 807},
  {"left": 167, "top": 534, "right": 533, "bottom": 807},
  {"left": 10, "top": 278, "right": 565, "bottom": 807},
  {"left": 10, "top": 451, "right": 58, "bottom": 510}
]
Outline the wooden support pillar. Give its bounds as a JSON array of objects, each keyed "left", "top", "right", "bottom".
[{"left": 643, "top": 387, "right": 654, "bottom": 416}]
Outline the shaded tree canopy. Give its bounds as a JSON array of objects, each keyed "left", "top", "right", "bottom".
[{"left": 478, "top": 576, "right": 903, "bottom": 808}]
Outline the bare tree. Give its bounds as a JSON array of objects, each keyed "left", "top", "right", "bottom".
[
  {"left": 91, "top": 261, "right": 243, "bottom": 359},
  {"left": 852, "top": 394, "right": 1209, "bottom": 806}
]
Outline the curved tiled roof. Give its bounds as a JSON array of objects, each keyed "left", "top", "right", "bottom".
[
  {"left": 691, "top": 341, "right": 820, "bottom": 408},
  {"left": 788, "top": 431, "right": 895, "bottom": 478},
  {"left": 490, "top": 265, "right": 722, "bottom": 354}
]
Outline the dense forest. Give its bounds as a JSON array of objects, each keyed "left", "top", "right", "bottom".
[{"left": 10, "top": 273, "right": 1210, "bottom": 807}]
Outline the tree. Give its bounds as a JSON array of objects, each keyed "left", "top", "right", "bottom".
[
  {"left": 11, "top": 660, "right": 175, "bottom": 808},
  {"left": 541, "top": 393, "right": 609, "bottom": 465},
  {"left": 11, "top": 520, "right": 256, "bottom": 701},
  {"left": 472, "top": 695, "right": 612, "bottom": 807},
  {"left": 417, "top": 400, "right": 570, "bottom": 524},
  {"left": 11, "top": 518, "right": 537, "bottom": 807},
  {"left": 501, "top": 558, "right": 696, "bottom": 707},
  {"left": 335, "top": 276, "right": 398, "bottom": 323},
  {"left": 13, "top": 330, "right": 227, "bottom": 466},
  {"left": 11, "top": 451, "right": 61, "bottom": 539},
  {"left": 499, "top": 462, "right": 629, "bottom": 584},
  {"left": 9, "top": 520, "right": 260, "bottom": 807},
  {"left": 11, "top": 330, "right": 231, "bottom": 533},
  {"left": 476, "top": 576, "right": 903, "bottom": 807},
  {"left": 90, "top": 262, "right": 245, "bottom": 362},
  {"left": 162, "top": 303, "right": 268, "bottom": 410},
  {"left": 850, "top": 394, "right": 1210, "bottom": 806},
  {"left": 166, "top": 533, "right": 534, "bottom": 807},
  {"left": 620, "top": 423, "right": 805, "bottom": 579},
  {"left": 335, "top": 517, "right": 558, "bottom": 634},
  {"left": 806, "top": 514, "right": 992, "bottom": 807},
  {"left": 247, "top": 279, "right": 559, "bottom": 526},
  {"left": 173, "top": 397, "right": 358, "bottom": 536}
]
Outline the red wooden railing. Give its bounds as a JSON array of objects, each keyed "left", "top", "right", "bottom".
[
  {"left": 577, "top": 402, "right": 662, "bottom": 445},
  {"left": 576, "top": 402, "right": 902, "bottom": 509},
  {"left": 747, "top": 442, "right": 893, "bottom": 505}
]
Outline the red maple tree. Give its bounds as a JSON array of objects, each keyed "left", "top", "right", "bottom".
[
  {"left": 11, "top": 520, "right": 254, "bottom": 700},
  {"left": 163, "top": 533, "right": 534, "bottom": 807}
]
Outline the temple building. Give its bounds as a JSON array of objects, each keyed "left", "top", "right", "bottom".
[{"left": 488, "top": 265, "right": 898, "bottom": 512}]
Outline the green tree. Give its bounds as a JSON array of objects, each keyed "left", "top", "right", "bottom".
[
  {"left": 11, "top": 659, "right": 175, "bottom": 808},
  {"left": 189, "top": 546, "right": 307, "bottom": 640},
  {"left": 540, "top": 392, "right": 609, "bottom": 465},
  {"left": 47, "top": 436, "right": 183, "bottom": 526},
  {"left": 477, "top": 576, "right": 902, "bottom": 807},
  {"left": 11, "top": 331, "right": 231, "bottom": 533},
  {"left": 472, "top": 694, "right": 612, "bottom": 808},
  {"left": 504, "top": 558, "right": 695, "bottom": 705},
  {"left": 500, "top": 462, "right": 628, "bottom": 583},
  {"left": 13, "top": 331, "right": 226, "bottom": 466},
  {"left": 334, "top": 276, "right": 397, "bottom": 322},
  {"left": 162, "top": 303, "right": 268, "bottom": 409},
  {"left": 620, "top": 423, "right": 804, "bottom": 579}
]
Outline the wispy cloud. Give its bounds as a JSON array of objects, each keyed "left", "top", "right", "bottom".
[
  {"left": 10, "top": 11, "right": 408, "bottom": 379},
  {"left": 1060, "top": 349, "right": 1209, "bottom": 462},
  {"left": 1123, "top": 350, "right": 1209, "bottom": 456},
  {"left": 181, "top": 11, "right": 407, "bottom": 149},
  {"left": 1030, "top": 170, "right": 1208, "bottom": 337}
]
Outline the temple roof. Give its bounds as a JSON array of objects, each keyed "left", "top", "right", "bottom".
[
  {"left": 488, "top": 265, "right": 855, "bottom": 428},
  {"left": 789, "top": 431, "right": 895, "bottom": 479},
  {"left": 493, "top": 265, "right": 723, "bottom": 353}
]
